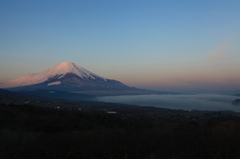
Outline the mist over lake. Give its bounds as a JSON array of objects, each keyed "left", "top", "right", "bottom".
[{"left": 97, "top": 94, "right": 240, "bottom": 112}]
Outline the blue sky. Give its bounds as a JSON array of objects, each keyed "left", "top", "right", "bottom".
[{"left": 0, "top": 0, "right": 240, "bottom": 92}]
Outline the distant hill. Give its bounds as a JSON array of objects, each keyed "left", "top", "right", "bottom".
[
  {"left": 0, "top": 88, "right": 95, "bottom": 103},
  {"left": 232, "top": 99, "right": 240, "bottom": 105}
]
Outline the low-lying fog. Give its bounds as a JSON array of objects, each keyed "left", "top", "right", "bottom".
[{"left": 97, "top": 94, "right": 240, "bottom": 112}]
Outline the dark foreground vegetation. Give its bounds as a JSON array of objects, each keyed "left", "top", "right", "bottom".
[{"left": 1, "top": 103, "right": 240, "bottom": 159}]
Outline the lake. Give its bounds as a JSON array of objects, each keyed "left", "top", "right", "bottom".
[{"left": 97, "top": 94, "right": 240, "bottom": 112}]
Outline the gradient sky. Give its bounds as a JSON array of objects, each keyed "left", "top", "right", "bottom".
[{"left": 0, "top": 0, "right": 240, "bottom": 92}]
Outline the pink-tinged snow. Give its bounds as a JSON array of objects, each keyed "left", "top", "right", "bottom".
[
  {"left": 0, "top": 62, "right": 107, "bottom": 88},
  {"left": 47, "top": 81, "right": 61, "bottom": 86}
]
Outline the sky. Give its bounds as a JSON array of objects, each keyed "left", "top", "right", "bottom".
[{"left": 0, "top": 0, "right": 240, "bottom": 93}]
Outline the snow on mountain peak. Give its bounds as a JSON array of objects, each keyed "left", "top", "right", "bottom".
[
  {"left": 0, "top": 62, "right": 107, "bottom": 88},
  {"left": 52, "top": 62, "right": 107, "bottom": 80}
]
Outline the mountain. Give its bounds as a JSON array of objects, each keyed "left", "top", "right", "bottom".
[{"left": 0, "top": 62, "right": 140, "bottom": 93}]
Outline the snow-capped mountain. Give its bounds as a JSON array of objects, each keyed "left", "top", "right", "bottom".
[{"left": 0, "top": 62, "right": 132, "bottom": 92}]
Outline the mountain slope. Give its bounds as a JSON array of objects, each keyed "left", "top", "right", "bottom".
[
  {"left": 0, "top": 62, "right": 135, "bottom": 92},
  {"left": 1, "top": 62, "right": 107, "bottom": 88}
]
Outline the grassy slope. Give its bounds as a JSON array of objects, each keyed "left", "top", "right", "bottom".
[{"left": 1, "top": 103, "right": 240, "bottom": 159}]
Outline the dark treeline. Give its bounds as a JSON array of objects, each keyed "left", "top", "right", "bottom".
[{"left": 1, "top": 103, "right": 240, "bottom": 159}]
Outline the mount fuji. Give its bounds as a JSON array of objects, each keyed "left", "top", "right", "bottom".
[{"left": 0, "top": 62, "right": 137, "bottom": 93}]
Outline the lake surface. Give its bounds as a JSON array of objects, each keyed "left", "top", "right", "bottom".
[{"left": 97, "top": 94, "right": 240, "bottom": 112}]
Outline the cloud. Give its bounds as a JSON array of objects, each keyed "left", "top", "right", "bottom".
[
  {"left": 97, "top": 94, "right": 240, "bottom": 112},
  {"left": 206, "top": 42, "right": 232, "bottom": 61}
]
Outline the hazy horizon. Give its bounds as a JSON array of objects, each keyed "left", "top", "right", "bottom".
[{"left": 1, "top": 1, "right": 240, "bottom": 92}]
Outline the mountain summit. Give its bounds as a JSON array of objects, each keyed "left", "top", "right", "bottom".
[{"left": 0, "top": 62, "right": 132, "bottom": 92}]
